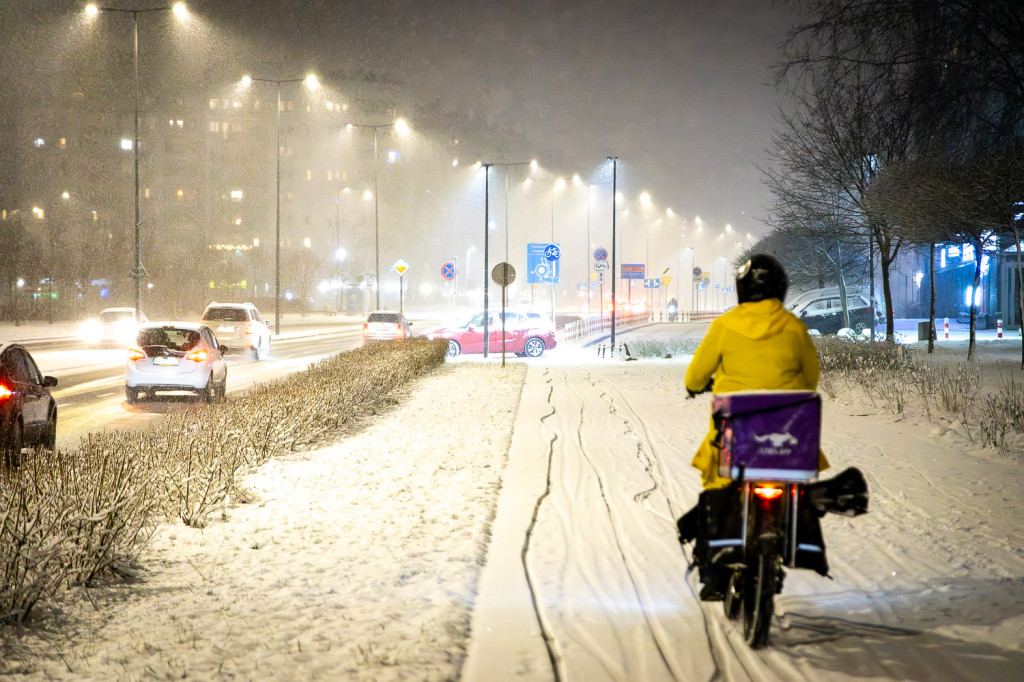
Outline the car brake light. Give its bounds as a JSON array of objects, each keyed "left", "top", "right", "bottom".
[
  {"left": 186, "top": 349, "right": 208, "bottom": 362},
  {"left": 127, "top": 347, "right": 146, "bottom": 361},
  {"left": 753, "top": 485, "right": 784, "bottom": 501},
  {"left": 0, "top": 384, "right": 12, "bottom": 400},
  {"left": 246, "top": 323, "right": 258, "bottom": 335},
  {"left": 362, "top": 324, "right": 368, "bottom": 334}
]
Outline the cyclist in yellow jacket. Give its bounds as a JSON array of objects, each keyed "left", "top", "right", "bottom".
[{"left": 685, "top": 254, "right": 828, "bottom": 489}]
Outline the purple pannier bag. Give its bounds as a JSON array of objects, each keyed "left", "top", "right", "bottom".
[{"left": 713, "top": 390, "right": 821, "bottom": 482}]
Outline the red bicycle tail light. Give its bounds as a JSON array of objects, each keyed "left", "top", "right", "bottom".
[
  {"left": 127, "top": 347, "right": 146, "bottom": 362},
  {"left": 753, "top": 485, "right": 784, "bottom": 501},
  {"left": 186, "top": 349, "right": 209, "bottom": 362},
  {"left": 0, "top": 384, "right": 13, "bottom": 400}
]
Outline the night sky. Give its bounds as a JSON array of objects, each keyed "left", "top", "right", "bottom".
[
  {"left": 188, "top": 0, "right": 796, "bottom": 232},
  {"left": 3, "top": 0, "right": 797, "bottom": 247}
]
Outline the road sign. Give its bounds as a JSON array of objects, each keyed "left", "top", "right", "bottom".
[
  {"left": 594, "top": 246, "right": 608, "bottom": 262},
  {"left": 491, "top": 262, "right": 516, "bottom": 287},
  {"left": 441, "top": 262, "right": 456, "bottom": 280},
  {"left": 693, "top": 266, "right": 702, "bottom": 276},
  {"left": 644, "top": 278, "right": 660, "bottom": 289},
  {"left": 577, "top": 282, "right": 587, "bottom": 291},
  {"left": 544, "top": 243, "right": 561, "bottom": 261},
  {"left": 622, "top": 263, "right": 645, "bottom": 280},
  {"left": 593, "top": 261, "right": 609, "bottom": 271},
  {"left": 528, "top": 243, "right": 559, "bottom": 283},
  {"left": 393, "top": 258, "right": 410, "bottom": 276},
  {"left": 661, "top": 276, "right": 672, "bottom": 287}
]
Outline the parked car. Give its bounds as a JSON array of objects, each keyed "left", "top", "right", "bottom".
[
  {"left": 424, "top": 311, "right": 557, "bottom": 358},
  {"left": 125, "top": 322, "right": 228, "bottom": 404},
  {"left": 787, "top": 288, "right": 877, "bottom": 335},
  {"left": 362, "top": 310, "right": 412, "bottom": 343},
  {"left": 79, "top": 307, "right": 148, "bottom": 347},
  {"left": 200, "top": 302, "right": 271, "bottom": 361},
  {"left": 0, "top": 343, "right": 58, "bottom": 465}
]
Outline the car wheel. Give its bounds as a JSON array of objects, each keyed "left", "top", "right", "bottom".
[
  {"left": 218, "top": 369, "right": 228, "bottom": 402},
  {"left": 203, "top": 373, "right": 216, "bottom": 403},
  {"left": 42, "top": 407, "right": 57, "bottom": 451},
  {"left": 2, "top": 419, "right": 23, "bottom": 468},
  {"left": 524, "top": 337, "right": 546, "bottom": 358},
  {"left": 126, "top": 386, "right": 139, "bottom": 404},
  {"left": 446, "top": 340, "right": 461, "bottom": 357}
]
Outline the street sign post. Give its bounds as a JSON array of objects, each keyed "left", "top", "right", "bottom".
[
  {"left": 491, "top": 262, "right": 516, "bottom": 366},
  {"left": 393, "top": 258, "right": 409, "bottom": 316}
]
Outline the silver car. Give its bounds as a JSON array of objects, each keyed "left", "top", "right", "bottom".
[{"left": 125, "top": 322, "right": 227, "bottom": 404}]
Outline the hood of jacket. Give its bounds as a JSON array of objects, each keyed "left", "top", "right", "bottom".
[{"left": 719, "top": 298, "right": 793, "bottom": 340}]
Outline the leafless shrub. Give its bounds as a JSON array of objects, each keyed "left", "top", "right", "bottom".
[
  {"left": 816, "top": 337, "right": 1022, "bottom": 456},
  {"left": 626, "top": 336, "right": 701, "bottom": 359}
]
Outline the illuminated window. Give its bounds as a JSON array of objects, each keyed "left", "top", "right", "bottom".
[
  {"left": 120, "top": 139, "right": 133, "bottom": 151},
  {"left": 209, "top": 121, "right": 220, "bottom": 133},
  {"left": 306, "top": 169, "right": 312, "bottom": 180},
  {"left": 34, "top": 138, "right": 45, "bottom": 147},
  {"left": 59, "top": 138, "right": 67, "bottom": 149},
  {"left": 209, "top": 99, "right": 217, "bottom": 109},
  {"left": 230, "top": 190, "right": 243, "bottom": 200}
]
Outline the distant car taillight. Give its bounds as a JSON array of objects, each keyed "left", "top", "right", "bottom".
[
  {"left": 186, "top": 349, "right": 209, "bottom": 362},
  {"left": 127, "top": 347, "right": 146, "bottom": 361},
  {"left": 362, "top": 323, "right": 369, "bottom": 335},
  {"left": 0, "top": 383, "right": 13, "bottom": 400}
]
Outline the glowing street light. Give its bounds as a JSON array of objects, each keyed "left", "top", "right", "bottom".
[
  {"left": 85, "top": 2, "right": 189, "bottom": 322},
  {"left": 240, "top": 72, "right": 319, "bottom": 334}
]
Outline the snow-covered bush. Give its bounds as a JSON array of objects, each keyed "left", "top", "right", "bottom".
[
  {"left": 813, "top": 336, "right": 1021, "bottom": 456},
  {"left": 625, "top": 336, "right": 701, "bottom": 358},
  {"left": 0, "top": 337, "right": 448, "bottom": 624}
]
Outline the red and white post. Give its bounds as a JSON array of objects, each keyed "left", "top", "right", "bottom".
[
  {"left": 997, "top": 319, "right": 1003, "bottom": 338},
  {"left": 943, "top": 317, "right": 949, "bottom": 339}
]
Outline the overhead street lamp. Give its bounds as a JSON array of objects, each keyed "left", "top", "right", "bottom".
[
  {"left": 241, "top": 73, "right": 319, "bottom": 335},
  {"left": 85, "top": 2, "right": 188, "bottom": 323},
  {"left": 344, "top": 119, "right": 411, "bottom": 310}
]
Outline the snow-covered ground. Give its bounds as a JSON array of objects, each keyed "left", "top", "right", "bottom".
[{"left": 2, "top": 324, "right": 1023, "bottom": 681}]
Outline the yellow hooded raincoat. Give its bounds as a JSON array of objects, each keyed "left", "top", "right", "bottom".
[{"left": 684, "top": 298, "right": 828, "bottom": 489}]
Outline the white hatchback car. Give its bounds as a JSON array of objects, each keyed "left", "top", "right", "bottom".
[
  {"left": 200, "top": 302, "right": 272, "bottom": 361},
  {"left": 125, "top": 322, "right": 227, "bottom": 404}
]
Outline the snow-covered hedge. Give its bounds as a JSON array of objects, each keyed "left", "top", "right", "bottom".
[
  {"left": 815, "top": 336, "right": 1023, "bottom": 455},
  {"left": 0, "top": 337, "right": 448, "bottom": 624}
]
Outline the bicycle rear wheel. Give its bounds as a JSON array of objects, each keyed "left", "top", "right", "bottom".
[{"left": 742, "top": 549, "right": 777, "bottom": 648}]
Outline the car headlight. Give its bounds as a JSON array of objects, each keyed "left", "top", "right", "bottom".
[{"left": 79, "top": 319, "right": 102, "bottom": 342}]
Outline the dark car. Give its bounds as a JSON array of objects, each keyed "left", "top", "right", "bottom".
[{"left": 0, "top": 343, "right": 58, "bottom": 465}]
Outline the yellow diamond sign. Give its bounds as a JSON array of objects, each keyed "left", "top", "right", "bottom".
[{"left": 392, "top": 258, "right": 410, "bottom": 276}]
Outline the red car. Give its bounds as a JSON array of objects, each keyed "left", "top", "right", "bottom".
[{"left": 425, "top": 311, "right": 557, "bottom": 358}]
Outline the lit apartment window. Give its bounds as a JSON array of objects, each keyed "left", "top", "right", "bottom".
[
  {"left": 209, "top": 99, "right": 217, "bottom": 109},
  {"left": 59, "top": 138, "right": 67, "bottom": 149},
  {"left": 306, "top": 169, "right": 312, "bottom": 180},
  {"left": 177, "top": 189, "right": 184, "bottom": 198},
  {"left": 176, "top": 120, "right": 184, "bottom": 128},
  {"left": 121, "top": 139, "right": 133, "bottom": 151},
  {"left": 209, "top": 121, "right": 220, "bottom": 133},
  {"left": 144, "top": 188, "right": 150, "bottom": 198},
  {"left": 230, "top": 190, "right": 243, "bottom": 200},
  {"left": 34, "top": 138, "right": 45, "bottom": 147}
]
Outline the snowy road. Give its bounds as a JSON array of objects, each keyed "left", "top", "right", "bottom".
[{"left": 466, "top": 345, "right": 1024, "bottom": 682}]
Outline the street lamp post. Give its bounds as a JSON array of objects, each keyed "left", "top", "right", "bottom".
[
  {"left": 85, "top": 2, "right": 187, "bottom": 323},
  {"left": 608, "top": 156, "right": 618, "bottom": 349},
  {"left": 241, "top": 73, "right": 318, "bottom": 335},
  {"left": 345, "top": 119, "right": 410, "bottom": 310}
]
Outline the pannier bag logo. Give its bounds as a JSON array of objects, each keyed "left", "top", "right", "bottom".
[{"left": 752, "top": 432, "right": 799, "bottom": 454}]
